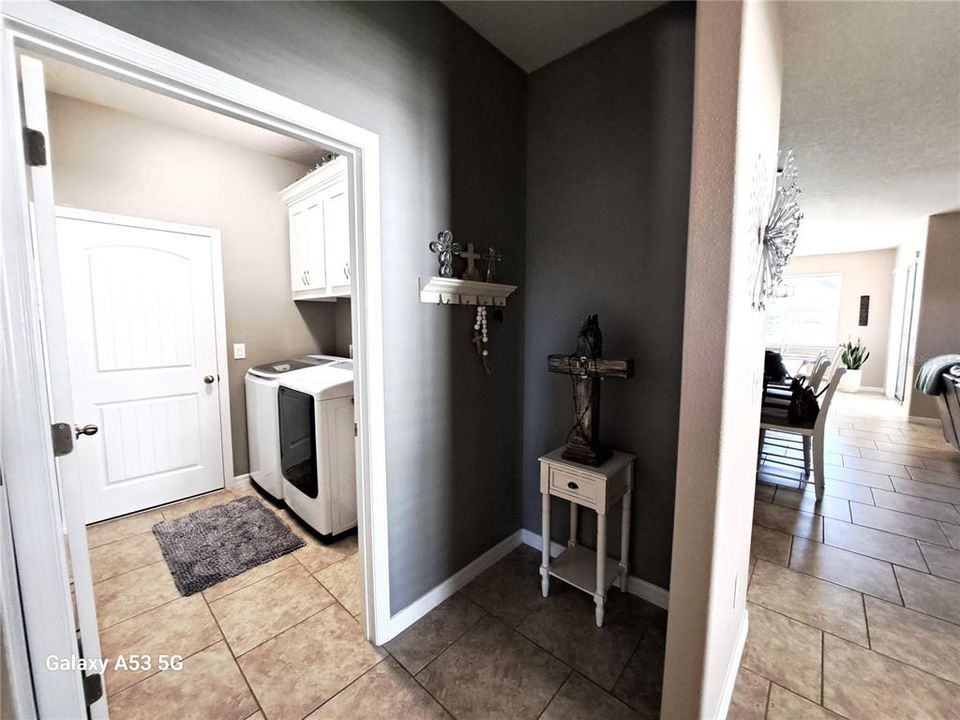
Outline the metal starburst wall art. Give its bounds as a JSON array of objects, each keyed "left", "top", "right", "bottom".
[{"left": 754, "top": 149, "right": 803, "bottom": 310}]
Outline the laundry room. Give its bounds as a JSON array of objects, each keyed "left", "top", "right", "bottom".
[{"left": 34, "top": 50, "right": 365, "bottom": 700}]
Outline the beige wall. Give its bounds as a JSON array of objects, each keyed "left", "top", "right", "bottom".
[
  {"left": 786, "top": 249, "right": 896, "bottom": 389},
  {"left": 662, "top": 1, "right": 782, "bottom": 717},
  {"left": 910, "top": 212, "right": 960, "bottom": 418},
  {"left": 47, "top": 93, "right": 340, "bottom": 476}
]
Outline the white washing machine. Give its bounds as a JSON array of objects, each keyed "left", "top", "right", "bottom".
[
  {"left": 277, "top": 360, "right": 356, "bottom": 537},
  {"left": 244, "top": 355, "right": 344, "bottom": 499}
]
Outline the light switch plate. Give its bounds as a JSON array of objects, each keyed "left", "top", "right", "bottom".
[{"left": 233, "top": 343, "right": 246, "bottom": 360}]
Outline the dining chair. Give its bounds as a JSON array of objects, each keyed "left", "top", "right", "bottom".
[
  {"left": 758, "top": 366, "right": 847, "bottom": 500},
  {"left": 822, "top": 344, "right": 844, "bottom": 383}
]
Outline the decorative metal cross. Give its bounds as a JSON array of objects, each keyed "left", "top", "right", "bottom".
[
  {"left": 548, "top": 315, "right": 634, "bottom": 466},
  {"left": 429, "top": 230, "right": 461, "bottom": 278},
  {"left": 483, "top": 246, "right": 503, "bottom": 283},
  {"left": 458, "top": 241, "right": 482, "bottom": 281}
]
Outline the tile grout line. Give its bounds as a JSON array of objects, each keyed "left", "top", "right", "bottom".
[
  {"left": 295, "top": 654, "right": 392, "bottom": 720},
  {"left": 535, "top": 668, "right": 574, "bottom": 719},
  {"left": 762, "top": 677, "right": 772, "bottom": 719},
  {"left": 861, "top": 593, "right": 872, "bottom": 650},
  {"left": 200, "top": 573, "right": 265, "bottom": 718},
  {"left": 819, "top": 628, "right": 960, "bottom": 693},
  {"left": 819, "top": 631, "right": 826, "bottom": 707},
  {"left": 103, "top": 635, "right": 224, "bottom": 701}
]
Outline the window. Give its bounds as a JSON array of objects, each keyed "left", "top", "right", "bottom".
[{"left": 764, "top": 274, "right": 842, "bottom": 349}]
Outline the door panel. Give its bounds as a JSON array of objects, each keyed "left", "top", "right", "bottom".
[
  {"left": 58, "top": 214, "right": 224, "bottom": 522},
  {"left": 324, "top": 187, "right": 351, "bottom": 295},
  {"left": 303, "top": 198, "right": 326, "bottom": 290},
  {"left": 17, "top": 54, "right": 104, "bottom": 719}
]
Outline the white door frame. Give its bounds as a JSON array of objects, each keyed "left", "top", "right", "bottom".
[
  {"left": 1, "top": 3, "right": 390, "bottom": 716},
  {"left": 55, "top": 206, "right": 235, "bottom": 501}
]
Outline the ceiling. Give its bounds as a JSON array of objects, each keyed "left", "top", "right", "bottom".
[
  {"left": 35, "top": 53, "right": 326, "bottom": 166},
  {"left": 779, "top": 1, "right": 960, "bottom": 256},
  {"left": 442, "top": 1, "right": 662, "bottom": 72}
]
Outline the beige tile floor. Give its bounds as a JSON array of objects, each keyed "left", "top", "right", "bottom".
[
  {"left": 733, "top": 392, "right": 960, "bottom": 719},
  {"left": 88, "top": 486, "right": 665, "bottom": 719}
]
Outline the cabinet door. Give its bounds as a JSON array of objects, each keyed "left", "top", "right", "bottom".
[
  {"left": 301, "top": 197, "right": 326, "bottom": 291},
  {"left": 288, "top": 200, "right": 310, "bottom": 291},
  {"left": 323, "top": 184, "right": 351, "bottom": 296}
]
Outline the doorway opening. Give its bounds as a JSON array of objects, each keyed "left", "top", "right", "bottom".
[{"left": 3, "top": 10, "right": 387, "bottom": 717}]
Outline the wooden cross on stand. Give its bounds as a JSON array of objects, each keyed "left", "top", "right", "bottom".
[
  {"left": 548, "top": 315, "right": 634, "bottom": 466},
  {"left": 458, "top": 242, "right": 482, "bottom": 281}
]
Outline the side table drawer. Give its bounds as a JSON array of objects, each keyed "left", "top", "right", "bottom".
[{"left": 549, "top": 467, "right": 597, "bottom": 506}]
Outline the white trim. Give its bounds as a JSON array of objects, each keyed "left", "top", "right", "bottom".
[
  {"left": 388, "top": 531, "right": 522, "bottom": 634},
  {"left": 520, "top": 529, "right": 670, "bottom": 610},
  {"left": 1, "top": 11, "right": 389, "bottom": 720},
  {"left": 713, "top": 610, "right": 749, "bottom": 720},
  {"left": 229, "top": 473, "right": 252, "bottom": 490},
  {"left": 53, "top": 206, "right": 235, "bottom": 492},
  {"left": 908, "top": 416, "right": 942, "bottom": 427},
  {"left": 857, "top": 386, "right": 886, "bottom": 394}
]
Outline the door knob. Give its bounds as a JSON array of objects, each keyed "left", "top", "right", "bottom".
[
  {"left": 74, "top": 424, "right": 98, "bottom": 439},
  {"left": 204, "top": 375, "right": 216, "bottom": 384}
]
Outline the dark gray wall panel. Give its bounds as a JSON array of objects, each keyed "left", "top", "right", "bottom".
[
  {"left": 62, "top": 0, "right": 526, "bottom": 613},
  {"left": 523, "top": 3, "right": 695, "bottom": 590}
]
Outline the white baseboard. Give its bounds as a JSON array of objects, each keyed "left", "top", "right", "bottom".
[
  {"left": 520, "top": 529, "right": 670, "bottom": 610},
  {"left": 858, "top": 386, "right": 885, "bottom": 394},
  {"left": 714, "top": 609, "right": 749, "bottom": 720},
  {"left": 384, "top": 530, "right": 523, "bottom": 641},
  {"left": 908, "top": 416, "right": 942, "bottom": 427},
  {"left": 228, "top": 473, "right": 251, "bottom": 490}
]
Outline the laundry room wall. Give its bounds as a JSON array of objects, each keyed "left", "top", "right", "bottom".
[
  {"left": 46, "top": 93, "right": 338, "bottom": 477},
  {"left": 63, "top": 1, "right": 528, "bottom": 615}
]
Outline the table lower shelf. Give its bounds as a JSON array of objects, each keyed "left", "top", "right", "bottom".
[{"left": 548, "top": 545, "right": 620, "bottom": 596}]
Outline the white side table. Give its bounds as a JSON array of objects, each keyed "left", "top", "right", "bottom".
[{"left": 538, "top": 447, "right": 635, "bottom": 627}]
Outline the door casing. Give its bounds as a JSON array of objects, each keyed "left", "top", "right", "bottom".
[{"left": 1, "top": 4, "right": 389, "bottom": 718}]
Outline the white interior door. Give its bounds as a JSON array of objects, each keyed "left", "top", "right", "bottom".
[
  {"left": 57, "top": 210, "right": 226, "bottom": 523},
  {"left": 16, "top": 54, "right": 106, "bottom": 719}
]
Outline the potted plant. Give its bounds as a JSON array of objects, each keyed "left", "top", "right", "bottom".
[{"left": 838, "top": 338, "right": 870, "bottom": 393}]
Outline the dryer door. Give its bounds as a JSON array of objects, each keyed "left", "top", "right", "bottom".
[{"left": 278, "top": 386, "right": 318, "bottom": 498}]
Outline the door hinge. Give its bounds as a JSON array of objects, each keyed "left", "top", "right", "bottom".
[
  {"left": 24, "top": 127, "right": 47, "bottom": 167},
  {"left": 354, "top": 422, "right": 358, "bottom": 438},
  {"left": 83, "top": 673, "right": 103, "bottom": 706},
  {"left": 51, "top": 422, "right": 74, "bottom": 457}
]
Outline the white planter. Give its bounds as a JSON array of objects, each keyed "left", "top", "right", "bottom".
[{"left": 838, "top": 368, "right": 862, "bottom": 393}]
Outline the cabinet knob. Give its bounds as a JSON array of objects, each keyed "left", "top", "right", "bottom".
[
  {"left": 344, "top": 262, "right": 350, "bottom": 280},
  {"left": 567, "top": 481, "right": 579, "bottom": 490}
]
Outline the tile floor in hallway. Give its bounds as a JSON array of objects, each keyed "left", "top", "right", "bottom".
[
  {"left": 87, "top": 485, "right": 665, "bottom": 720},
  {"left": 732, "top": 393, "right": 960, "bottom": 719}
]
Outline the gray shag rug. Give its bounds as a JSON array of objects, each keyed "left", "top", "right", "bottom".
[{"left": 153, "top": 495, "right": 305, "bottom": 596}]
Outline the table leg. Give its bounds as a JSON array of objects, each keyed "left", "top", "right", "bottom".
[
  {"left": 541, "top": 492, "right": 551, "bottom": 598},
  {"left": 619, "top": 471, "right": 632, "bottom": 589},
  {"left": 569, "top": 502, "right": 578, "bottom": 547},
  {"left": 595, "top": 510, "right": 607, "bottom": 627}
]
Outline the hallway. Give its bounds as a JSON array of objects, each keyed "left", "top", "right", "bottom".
[{"left": 736, "top": 393, "right": 960, "bottom": 717}]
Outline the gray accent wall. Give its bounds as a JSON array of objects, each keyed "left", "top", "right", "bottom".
[
  {"left": 63, "top": 1, "right": 527, "bottom": 613},
  {"left": 523, "top": 3, "right": 696, "bottom": 591}
]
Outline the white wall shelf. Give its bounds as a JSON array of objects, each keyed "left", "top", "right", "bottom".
[{"left": 419, "top": 277, "right": 517, "bottom": 306}]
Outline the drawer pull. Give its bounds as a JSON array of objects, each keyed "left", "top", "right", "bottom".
[{"left": 567, "top": 481, "right": 579, "bottom": 490}]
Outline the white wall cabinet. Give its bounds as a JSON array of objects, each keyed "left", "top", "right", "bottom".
[{"left": 281, "top": 156, "right": 351, "bottom": 301}]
